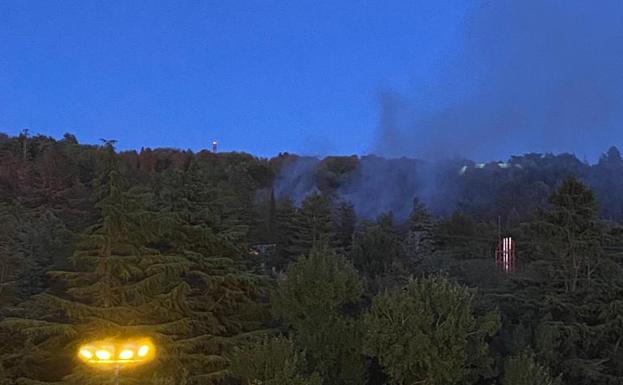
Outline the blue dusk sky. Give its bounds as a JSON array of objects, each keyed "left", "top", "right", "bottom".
[{"left": 1, "top": 1, "right": 623, "bottom": 161}]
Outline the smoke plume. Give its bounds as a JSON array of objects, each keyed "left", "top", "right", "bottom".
[
  {"left": 272, "top": 156, "right": 321, "bottom": 205},
  {"left": 375, "top": 0, "right": 623, "bottom": 162},
  {"left": 274, "top": 0, "right": 623, "bottom": 220}
]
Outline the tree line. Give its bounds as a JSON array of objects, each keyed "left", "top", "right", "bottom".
[{"left": 1, "top": 132, "right": 623, "bottom": 384}]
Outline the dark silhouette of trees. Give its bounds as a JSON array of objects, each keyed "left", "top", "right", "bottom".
[{"left": 2, "top": 132, "right": 623, "bottom": 384}]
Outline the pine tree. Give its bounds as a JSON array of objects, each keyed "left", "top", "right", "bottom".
[
  {"left": 503, "top": 177, "right": 623, "bottom": 384},
  {"left": 149, "top": 155, "right": 274, "bottom": 383},
  {"left": 503, "top": 353, "right": 561, "bottom": 385},
  {"left": 272, "top": 247, "right": 366, "bottom": 385},
  {"left": 499, "top": 177, "right": 604, "bottom": 336},
  {"left": 364, "top": 276, "right": 500, "bottom": 385},
  {"left": 21, "top": 140, "right": 87, "bottom": 227},
  {"left": 273, "top": 198, "right": 298, "bottom": 269},
  {"left": 229, "top": 336, "right": 321, "bottom": 385},
  {"left": 153, "top": 159, "right": 249, "bottom": 259},
  {"left": 0, "top": 202, "right": 71, "bottom": 306},
  {"left": 403, "top": 198, "right": 436, "bottom": 268},
  {"left": 350, "top": 213, "right": 405, "bottom": 292},
  {"left": 334, "top": 201, "right": 356, "bottom": 253},
  {"left": 289, "top": 194, "right": 336, "bottom": 257},
  {"left": 538, "top": 176, "right": 603, "bottom": 292}
]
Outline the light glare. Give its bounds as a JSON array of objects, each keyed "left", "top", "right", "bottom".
[
  {"left": 79, "top": 348, "right": 93, "bottom": 360},
  {"left": 119, "top": 349, "right": 134, "bottom": 360},
  {"left": 77, "top": 337, "right": 154, "bottom": 368},
  {"left": 95, "top": 349, "right": 112, "bottom": 360},
  {"left": 137, "top": 345, "right": 149, "bottom": 357}
]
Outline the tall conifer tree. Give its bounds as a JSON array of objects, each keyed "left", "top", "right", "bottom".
[{"left": 289, "top": 194, "right": 336, "bottom": 257}]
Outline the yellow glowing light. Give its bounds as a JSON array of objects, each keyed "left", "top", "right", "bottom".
[
  {"left": 118, "top": 349, "right": 134, "bottom": 360},
  {"left": 79, "top": 348, "right": 94, "bottom": 360},
  {"left": 95, "top": 349, "right": 112, "bottom": 360},
  {"left": 77, "top": 337, "right": 155, "bottom": 368},
  {"left": 137, "top": 345, "right": 149, "bottom": 357}
]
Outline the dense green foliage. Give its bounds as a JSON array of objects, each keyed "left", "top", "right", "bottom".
[
  {"left": 229, "top": 336, "right": 321, "bottom": 385},
  {"left": 272, "top": 247, "right": 366, "bottom": 385},
  {"left": 364, "top": 277, "right": 500, "bottom": 385},
  {"left": 2, "top": 133, "right": 623, "bottom": 384},
  {"left": 502, "top": 353, "right": 560, "bottom": 385}
]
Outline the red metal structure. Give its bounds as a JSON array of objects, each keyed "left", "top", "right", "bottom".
[{"left": 495, "top": 236, "right": 516, "bottom": 273}]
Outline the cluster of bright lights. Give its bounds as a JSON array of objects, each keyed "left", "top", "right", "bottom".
[
  {"left": 459, "top": 162, "right": 524, "bottom": 175},
  {"left": 78, "top": 338, "right": 155, "bottom": 367}
]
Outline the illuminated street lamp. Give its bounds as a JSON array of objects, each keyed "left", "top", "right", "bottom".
[{"left": 77, "top": 337, "right": 156, "bottom": 384}]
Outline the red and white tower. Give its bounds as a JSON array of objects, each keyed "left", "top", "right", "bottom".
[{"left": 495, "top": 236, "right": 516, "bottom": 273}]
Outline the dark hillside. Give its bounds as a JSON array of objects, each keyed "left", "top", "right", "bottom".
[{"left": 1, "top": 132, "right": 623, "bottom": 384}]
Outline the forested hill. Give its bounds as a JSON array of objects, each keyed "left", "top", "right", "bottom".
[
  {"left": 3, "top": 132, "right": 623, "bottom": 227},
  {"left": 2, "top": 131, "right": 623, "bottom": 385},
  {"left": 273, "top": 147, "right": 623, "bottom": 223}
]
